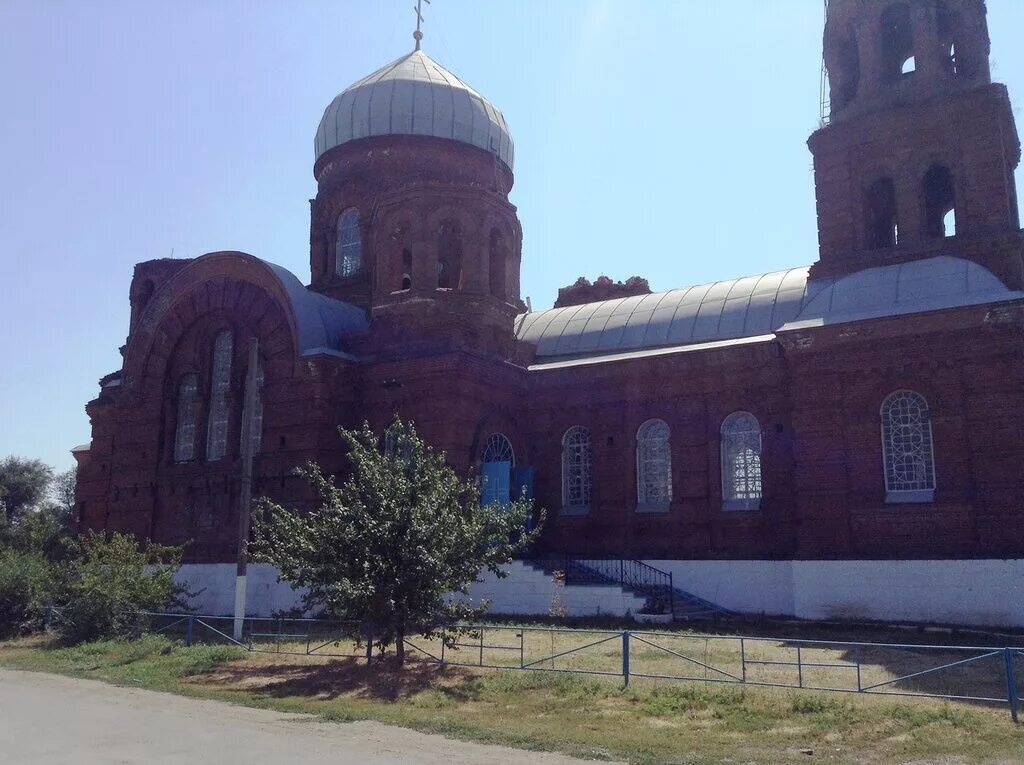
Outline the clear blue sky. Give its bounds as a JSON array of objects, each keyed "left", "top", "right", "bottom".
[{"left": 2, "top": 0, "right": 1023, "bottom": 471}]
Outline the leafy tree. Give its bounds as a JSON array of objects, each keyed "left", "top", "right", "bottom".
[
  {"left": 251, "top": 419, "right": 543, "bottom": 664},
  {"left": 0, "top": 549, "right": 52, "bottom": 638},
  {"left": 0, "top": 456, "right": 54, "bottom": 523},
  {"left": 51, "top": 532, "right": 186, "bottom": 645},
  {"left": 50, "top": 467, "right": 77, "bottom": 515}
]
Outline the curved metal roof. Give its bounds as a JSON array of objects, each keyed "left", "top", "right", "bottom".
[
  {"left": 517, "top": 257, "right": 1024, "bottom": 361},
  {"left": 315, "top": 50, "right": 514, "bottom": 170},
  {"left": 784, "top": 255, "right": 1024, "bottom": 330},
  {"left": 516, "top": 267, "right": 821, "bottom": 359}
]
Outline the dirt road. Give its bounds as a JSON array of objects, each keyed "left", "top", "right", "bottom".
[{"left": 0, "top": 668, "right": 619, "bottom": 764}]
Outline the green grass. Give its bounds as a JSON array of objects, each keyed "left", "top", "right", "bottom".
[{"left": 1, "top": 633, "right": 1022, "bottom": 765}]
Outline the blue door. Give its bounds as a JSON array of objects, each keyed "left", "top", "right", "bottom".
[{"left": 482, "top": 460, "right": 511, "bottom": 508}]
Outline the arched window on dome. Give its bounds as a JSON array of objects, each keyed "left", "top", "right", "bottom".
[
  {"left": 636, "top": 419, "right": 671, "bottom": 510},
  {"left": 437, "top": 220, "right": 463, "bottom": 289},
  {"left": 881, "top": 391, "right": 936, "bottom": 502},
  {"left": 488, "top": 229, "right": 507, "bottom": 300},
  {"left": 721, "top": 412, "right": 762, "bottom": 510},
  {"left": 335, "top": 208, "right": 362, "bottom": 278},
  {"left": 923, "top": 165, "right": 957, "bottom": 239},
  {"left": 561, "top": 426, "right": 592, "bottom": 514},
  {"left": 239, "top": 357, "right": 264, "bottom": 455},
  {"left": 864, "top": 177, "right": 899, "bottom": 249},
  {"left": 206, "top": 330, "right": 233, "bottom": 461},
  {"left": 401, "top": 248, "right": 413, "bottom": 290},
  {"left": 174, "top": 373, "right": 199, "bottom": 463}
]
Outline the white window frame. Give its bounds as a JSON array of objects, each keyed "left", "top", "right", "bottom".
[
  {"left": 481, "top": 433, "right": 516, "bottom": 467},
  {"left": 881, "top": 390, "right": 936, "bottom": 503},
  {"left": 720, "top": 411, "right": 763, "bottom": 511},
  {"left": 561, "top": 426, "right": 592, "bottom": 515},
  {"left": 335, "top": 207, "right": 362, "bottom": 278},
  {"left": 636, "top": 419, "right": 671, "bottom": 512},
  {"left": 173, "top": 373, "right": 198, "bottom": 462},
  {"left": 205, "top": 330, "right": 233, "bottom": 461}
]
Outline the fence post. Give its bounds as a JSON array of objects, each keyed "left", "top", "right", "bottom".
[
  {"left": 740, "top": 638, "right": 746, "bottom": 683},
  {"left": 1004, "top": 648, "right": 1019, "bottom": 723},
  {"left": 668, "top": 572, "right": 675, "bottom": 617},
  {"left": 185, "top": 616, "right": 194, "bottom": 647},
  {"left": 365, "top": 623, "right": 374, "bottom": 667},
  {"left": 622, "top": 631, "right": 631, "bottom": 687},
  {"left": 42, "top": 606, "right": 51, "bottom": 629}
]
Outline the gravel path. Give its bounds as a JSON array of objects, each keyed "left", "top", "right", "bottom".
[{"left": 0, "top": 668, "right": 620, "bottom": 764}]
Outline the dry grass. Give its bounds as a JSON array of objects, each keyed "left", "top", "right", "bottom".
[{"left": 2, "top": 626, "right": 1023, "bottom": 765}]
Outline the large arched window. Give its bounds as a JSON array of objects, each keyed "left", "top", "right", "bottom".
[
  {"left": 881, "top": 391, "right": 936, "bottom": 502},
  {"left": 881, "top": 3, "right": 914, "bottom": 82},
  {"left": 437, "top": 219, "right": 463, "bottom": 289},
  {"left": 239, "top": 358, "right": 264, "bottom": 455},
  {"left": 335, "top": 208, "right": 362, "bottom": 278},
  {"left": 721, "top": 412, "right": 763, "bottom": 510},
  {"left": 636, "top": 419, "right": 671, "bottom": 509},
  {"left": 561, "top": 426, "right": 592, "bottom": 513},
  {"left": 206, "top": 330, "right": 233, "bottom": 461},
  {"left": 480, "top": 433, "right": 515, "bottom": 508},
  {"left": 173, "top": 373, "right": 198, "bottom": 462}
]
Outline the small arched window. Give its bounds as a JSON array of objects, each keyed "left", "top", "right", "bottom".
[
  {"left": 480, "top": 433, "right": 515, "bottom": 508},
  {"left": 923, "top": 165, "right": 957, "bottom": 238},
  {"left": 173, "top": 373, "right": 199, "bottom": 462},
  {"left": 206, "top": 330, "right": 233, "bottom": 461},
  {"left": 881, "top": 391, "right": 936, "bottom": 502},
  {"left": 335, "top": 208, "right": 362, "bottom": 278},
  {"left": 437, "top": 220, "right": 463, "bottom": 289},
  {"left": 561, "top": 426, "right": 592, "bottom": 513},
  {"left": 636, "top": 419, "right": 671, "bottom": 509},
  {"left": 481, "top": 433, "right": 516, "bottom": 467},
  {"left": 721, "top": 412, "right": 763, "bottom": 510},
  {"left": 401, "top": 248, "right": 413, "bottom": 290},
  {"left": 865, "top": 177, "right": 899, "bottom": 249},
  {"left": 239, "top": 358, "right": 264, "bottom": 455}
]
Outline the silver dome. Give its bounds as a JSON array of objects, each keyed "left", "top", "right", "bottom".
[{"left": 314, "top": 50, "right": 514, "bottom": 170}]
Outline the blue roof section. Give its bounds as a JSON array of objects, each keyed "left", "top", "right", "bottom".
[
  {"left": 516, "top": 256, "right": 1024, "bottom": 360},
  {"left": 783, "top": 255, "right": 1024, "bottom": 330},
  {"left": 262, "top": 260, "right": 368, "bottom": 356}
]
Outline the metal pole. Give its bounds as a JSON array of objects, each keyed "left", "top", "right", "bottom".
[
  {"left": 520, "top": 630, "right": 525, "bottom": 669},
  {"left": 1004, "top": 648, "right": 1019, "bottom": 722},
  {"left": 622, "top": 631, "right": 631, "bottom": 687},
  {"left": 740, "top": 638, "right": 746, "bottom": 683},
  {"left": 479, "top": 628, "right": 485, "bottom": 667},
  {"left": 365, "top": 623, "right": 374, "bottom": 666},
  {"left": 669, "top": 572, "right": 675, "bottom": 617},
  {"left": 797, "top": 645, "right": 803, "bottom": 688},
  {"left": 186, "top": 615, "right": 194, "bottom": 647},
  {"left": 233, "top": 338, "right": 260, "bottom": 641}
]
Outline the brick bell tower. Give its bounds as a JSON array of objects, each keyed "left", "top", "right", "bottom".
[
  {"left": 307, "top": 47, "right": 524, "bottom": 355},
  {"left": 809, "top": 0, "right": 1023, "bottom": 289}
]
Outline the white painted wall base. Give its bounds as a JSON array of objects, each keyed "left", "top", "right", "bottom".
[
  {"left": 646, "top": 559, "right": 1024, "bottom": 628},
  {"left": 173, "top": 559, "right": 1024, "bottom": 628}
]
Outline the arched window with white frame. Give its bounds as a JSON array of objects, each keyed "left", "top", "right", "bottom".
[
  {"left": 881, "top": 390, "right": 936, "bottom": 502},
  {"left": 480, "top": 433, "right": 515, "bottom": 508},
  {"left": 721, "top": 412, "right": 763, "bottom": 510},
  {"left": 335, "top": 208, "right": 362, "bottom": 278},
  {"left": 561, "top": 426, "right": 592, "bottom": 513},
  {"left": 636, "top": 419, "right": 671, "bottom": 509},
  {"left": 173, "top": 373, "right": 198, "bottom": 462},
  {"left": 206, "top": 330, "right": 233, "bottom": 461}
]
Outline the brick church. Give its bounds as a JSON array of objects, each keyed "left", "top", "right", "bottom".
[{"left": 74, "top": 1, "right": 1024, "bottom": 623}]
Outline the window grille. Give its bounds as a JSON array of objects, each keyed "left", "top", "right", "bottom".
[
  {"left": 561, "top": 426, "right": 592, "bottom": 511},
  {"left": 636, "top": 419, "right": 671, "bottom": 507},
  {"left": 481, "top": 433, "right": 515, "bottom": 466},
  {"left": 240, "top": 359, "right": 264, "bottom": 455},
  {"left": 206, "top": 330, "right": 233, "bottom": 461},
  {"left": 335, "top": 208, "right": 362, "bottom": 278},
  {"left": 174, "top": 373, "right": 198, "bottom": 462},
  {"left": 881, "top": 390, "right": 935, "bottom": 494},
  {"left": 721, "top": 412, "right": 763, "bottom": 505}
]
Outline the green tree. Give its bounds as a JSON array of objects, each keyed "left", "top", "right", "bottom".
[
  {"left": 251, "top": 419, "right": 543, "bottom": 665},
  {"left": 0, "top": 456, "right": 54, "bottom": 523},
  {"left": 51, "top": 532, "right": 186, "bottom": 645}
]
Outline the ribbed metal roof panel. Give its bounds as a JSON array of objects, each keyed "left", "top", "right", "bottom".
[{"left": 315, "top": 50, "right": 514, "bottom": 170}]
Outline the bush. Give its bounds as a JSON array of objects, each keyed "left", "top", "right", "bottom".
[
  {"left": 51, "top": 532, "right": 186, "bottom": 645},
  {"left": 0, "top": 549, "right": 52, "bottom": 638}
]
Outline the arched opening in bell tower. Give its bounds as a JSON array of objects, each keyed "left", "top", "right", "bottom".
[
  {"left": 923, "top": 165, "right": 957, "bottom": 239},
  {"left": 881, "top": 4, "right": 915, "bottom": 82},
  {"left": 864, "top": 177, "right": 900, "bottom": 249}
]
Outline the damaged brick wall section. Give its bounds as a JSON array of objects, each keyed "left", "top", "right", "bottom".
[{"left": 553, "top": 275, "right": 652, "bottom": 308}]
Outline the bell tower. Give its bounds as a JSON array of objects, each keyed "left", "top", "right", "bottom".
[{"left": 808, "top": 0, "right": 1023, "bottom": 288}]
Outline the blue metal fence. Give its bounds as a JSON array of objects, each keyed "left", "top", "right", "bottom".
[{"left": 40, "top": 608, "right": 1024, "bottom": 721}]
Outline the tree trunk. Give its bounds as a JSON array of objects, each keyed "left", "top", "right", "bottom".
[{"left": 396, "top": 626, "right": 405, "bottom": 665}]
